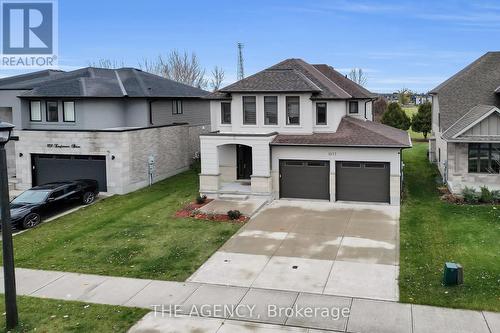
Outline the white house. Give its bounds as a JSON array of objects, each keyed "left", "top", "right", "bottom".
[{"left": 200, "top": 59, "right": 411, "bottom": 205}]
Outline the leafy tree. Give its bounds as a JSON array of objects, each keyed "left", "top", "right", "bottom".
[
  {"left": 373, "top": 97, "right": 388, "bottom": 122},
  {"left": 381, "top": 102, "right": 411, "bottom": 130},
  {"left": 411, "top": 101, "right": 432, "bottom": 139},
  {"left": 396, "top": 88, "right": 412, "bottom": 105}
]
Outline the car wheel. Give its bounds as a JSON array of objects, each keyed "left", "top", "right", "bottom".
[
  {"left": 82, "top": 191, "right": 96, "bottom": 205},
  {"left": 22, "top": 213, "right": 41, "bottom": 229}
]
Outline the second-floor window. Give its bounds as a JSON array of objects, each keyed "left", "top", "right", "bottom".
[
  {"left": 286, "top": 96, "right": 300, "bottom": 125},
  {"left": 349, "top": 101, "right": 359, "bottom": 114},
  {"left": 243, "top": 96, "right": 256, "bottom": 125},
  {"left": 316, "top": 102, "right": 327, "bottom": 125},
  {"left": 172, "top": 100, "right": 183, "bottom": 114},
  {"left": 63, "top": 101, "right": 75, "bottom": 122},
  {"left": 264, "top": 96, "right": 278, "bottom": 125},
  {"left": 46, "top": 101, "right": 58, "bottom": 122},
  {"left": 30, "top": 101, "right": 41, "bottom": 121},
  {"left": 221, "top": 102, "right": 231, "bottom": 124}
]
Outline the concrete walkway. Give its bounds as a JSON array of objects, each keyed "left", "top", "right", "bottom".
[{"left": 1, "top": 268, "right": 498, "bottom": 333}]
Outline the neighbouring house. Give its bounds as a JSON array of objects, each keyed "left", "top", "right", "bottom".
[
  {"left": 429, "top": 51, "right": 500, "bottom": 193},
  {"left": 0, "top": 67, "right": 210, "bottom": 194},
  {"left": 200, "top": 59, "right": 411, "bottom": 205}
]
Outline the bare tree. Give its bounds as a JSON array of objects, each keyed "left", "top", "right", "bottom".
[
  {"left": 88, "top": 58, "right": 125, "bottom": 69},
  {"left": 138, "top": 50, "right": 208, "bottom": 88},
  {"left": 348, "top": 68, "right": 367, "bottom": 86},
  {"left": 210, "top": 66, "right": 225, "bottom": 91}
]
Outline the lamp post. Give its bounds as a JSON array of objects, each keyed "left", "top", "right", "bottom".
[{"left": 0, "top": 121, "right": 18, "bottom": 329}]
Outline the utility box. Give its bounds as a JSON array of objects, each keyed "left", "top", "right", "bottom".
[{"left": 443, "top": 262, "right": 464, "bottom": 286}]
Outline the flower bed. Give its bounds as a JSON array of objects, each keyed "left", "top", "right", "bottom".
[{"left": 175, "top": 199, "right": 248, "bottom": 223}]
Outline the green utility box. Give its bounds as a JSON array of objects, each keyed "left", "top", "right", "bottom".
[{"left": 443, "top": 262, "right": 463, "bottom": 286}]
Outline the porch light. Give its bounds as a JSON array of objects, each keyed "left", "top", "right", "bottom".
[{"left": 0, "top": 122, "right": 14, "bottom": 144}]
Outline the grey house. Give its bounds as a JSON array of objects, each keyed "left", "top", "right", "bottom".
[
  {"left": 429, "top": 52, "right": 500, "bottom": 193},
  {"left": 0, "top": 67, "right": 210, "bottom": 194}
]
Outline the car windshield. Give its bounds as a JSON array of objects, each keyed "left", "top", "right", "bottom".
[{"left": 12, "top": 190, "right": 51, "bottom": 204}]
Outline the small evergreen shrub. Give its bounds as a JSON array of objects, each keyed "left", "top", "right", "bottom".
[
  {"left": 227, "top": 210, "right": 242, "bottom": 220},
  {"left": 462, "top": 186, "right": 479, "bottom": 204},
  {"left": 479, "top": 186, "right": 494, "bottom": 203},
  {"left": 196, "top": 195, "right": 207, "bottom": 204},
  {"left": 491, "top": 190, "right": 500, "bottom": 202}
]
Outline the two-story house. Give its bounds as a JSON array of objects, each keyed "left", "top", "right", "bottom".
[
  {"left": 0, "top": 67, "right": 210, "bottom": 194},
  {"left": 429, "top": 52, "right": 500, "bottom": 193},
  {"left": 200, "top": 59, "right": 411, "bottom": 205}
]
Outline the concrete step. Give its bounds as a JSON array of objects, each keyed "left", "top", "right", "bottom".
[{"left": 218, "top": 193, "right": 249, "bottom": 201}]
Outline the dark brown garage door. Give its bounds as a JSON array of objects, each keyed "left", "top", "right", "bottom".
[
  {"left": 32, "top": 154, "right": 107, "bottom": 192},
  {"left": 279, "top": 160, "right": 330, "bottom": 200},
  {"left": 336, "top": 161, "right": 390, "bottom": 203}
]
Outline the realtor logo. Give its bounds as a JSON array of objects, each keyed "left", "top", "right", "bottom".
[{"left": 0, "top": 0, "right": 57, "bottom": 67}]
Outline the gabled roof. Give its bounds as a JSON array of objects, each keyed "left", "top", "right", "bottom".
[
  {"left": 429, "top": 52, "right": 500, "bottom": 130},
  {"left": 442, "top": 105, "right": 500, "bottom": 140},
  {"left": 207, "top": 58, "right": 375, "bottom": 100},
  {"left": 0, "top": 67, "right": 208, "bottom": 98},
  {"left": 271, "top": 116, "right": 411, "bottom": 148}
]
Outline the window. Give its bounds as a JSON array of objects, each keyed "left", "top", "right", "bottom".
[
  {"left": 46, "top": 101, "right": 58, "bottom": 122},
  {"left": 172, "top": 100, "right": 183, "bottom": 114},
  {"left": 242, "top": 96, "right": 256, "bottom": 125},
  {"left": 316, "top": 102, "right": 327, "bottom": 125},
  {"left": 438, "top": 148, "right": 441, "bottom": 162},
  {"left": 63, "top": 101, "right": 75, "bottom": 122},
  {"left": 468, "top": 143, "right": 500, "bottom": 173},
  {"left": 349, "top": 101, "right": 359, "bottom": 114},
  {"left": 29, "top": 101, "right": 41, "bottom": 121},
  {"left": 221, "top": 102, "right": 231, "bottom": 124},
  {"left": 264, "top": 96, "right": 278, "bottom": 125},
  {"left": 286, "top": 96, "right": 300, "bottom": 125},
  {"left": 341, "top": 162, "right": 362, "bottom": 168}
]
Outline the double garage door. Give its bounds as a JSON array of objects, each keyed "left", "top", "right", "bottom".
[
  {"left": 32, "top": 154, "right": 107, "bottom": 192},
  {"left": 279, "top": 160, "right": 390, "bottom": 203}
]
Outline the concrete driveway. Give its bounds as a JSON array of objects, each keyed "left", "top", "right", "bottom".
[{"left": 188, "top": 200, "right": 400, "bottom": 301}]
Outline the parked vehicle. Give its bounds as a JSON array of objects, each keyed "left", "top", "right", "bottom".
[{"left": 8, "top": 180, "right": 99, "bottom": 229}]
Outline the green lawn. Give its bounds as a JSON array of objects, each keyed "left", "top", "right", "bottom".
[
  {"left": 0, "top": 295, "right": 147, "bottom": 333},
  {"left": 402, "top": 106, "right": 425, "bottom": 140},
  {"left": 400, "top": 143, "right": 500, "bottom": 311},
  {"left": 5, "top": 170, "right": 242, "bottom": 281}
]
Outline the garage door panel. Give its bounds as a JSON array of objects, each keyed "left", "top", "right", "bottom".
[
  {"left": 279, "top": 160, "right": 329, "bottom": 200},
  {"left": 32, "top": 154, "right": 107, "bottom": 192},
  {"left": 336, "top": 161, "right": 389, "bottom": 203}
]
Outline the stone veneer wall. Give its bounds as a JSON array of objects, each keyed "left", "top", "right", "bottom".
[
  {"left": 447, "top": 142, "right": 500, "bottom": 193},
  {"left": 14, "top": 124, "right": 207, "bottom": 194}
]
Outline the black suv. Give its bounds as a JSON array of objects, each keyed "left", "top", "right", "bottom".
[{"left": 9, "top": 180, "right": 99, "bottom": 229}]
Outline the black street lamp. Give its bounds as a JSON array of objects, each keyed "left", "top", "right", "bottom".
[{"left": 0, "top": 121, "right": 18, "bottom": 329}]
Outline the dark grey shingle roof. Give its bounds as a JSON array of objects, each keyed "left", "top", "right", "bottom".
[
  {"left": 271, "top": 116, "right": 411, "bottom": 147},
  {"left": 312, "top": 64, "right": 377, "bottom": 99},
  {"left": 1, "top": 67, "right": 208, "bottom": 98},
  {"left": 219, "top": 69, "right": 321, "bottom": 93},
  {"left": 442, "top": 105, "right": 499, "bottom": 139},
  {"left": 429, "top": 52, "right": 500, "bottom": 130},
  {"left": 0, "top": 70, "right": 63, "bottom": 89}
]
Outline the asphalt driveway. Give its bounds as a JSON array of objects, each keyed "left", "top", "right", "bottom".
[{"left": 188, "top": 200, "right": 400, "bottom": 301}]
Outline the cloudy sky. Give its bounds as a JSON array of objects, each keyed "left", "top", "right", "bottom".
[{"left": 1, "top": 0, "right": 499, "bottom": 93}]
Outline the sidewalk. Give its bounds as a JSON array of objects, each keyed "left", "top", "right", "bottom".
[{"left": 0, "top": 268, "right": 498, "bottom": 332}]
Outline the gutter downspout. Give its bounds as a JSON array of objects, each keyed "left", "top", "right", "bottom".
[{"left": 364, "top": 98, "right": 375, "bottom": 121}]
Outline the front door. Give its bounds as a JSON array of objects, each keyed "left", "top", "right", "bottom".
[{"left": 236, "top": 145, "right": 252, "bottom": 180}]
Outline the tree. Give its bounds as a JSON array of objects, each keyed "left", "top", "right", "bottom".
[
  {"left": 396, "top": 88, "right": 412, "bottom": 105},
  {"left": 411, "top": 101, "right": 432, "bottom": 139},
  {"left": 348, "top": 68, "right": 367, "bottom": 86},
  {"left": 373, "top": 97, "right": 388, "bottom": 122},
  {"left": 88, "top": 58, "right": 125, "bottom": 68},
  {"left": 138, "top": 50, "right": 208, "bottom": 88},
  {"left": 381, "top": 102, "right": 411, "bottom": 130},
  {"left": 209, "top": 66, "right": 225, "bottom": 91}
]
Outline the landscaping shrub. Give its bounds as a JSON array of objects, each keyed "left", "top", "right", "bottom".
[
  {"left": 479, "top": 186, "right": 494, "bottom": 203},
  {"left": 191, "top": 152, "right": 201, "bottom": 173},
  {"left": 195, "top": 195, "right": 207, "bottom": 204},
  {"left": 462, "top": 186, "right": 479, "bottom": 204},
  {"left": 227, "top": 210, "right": 242, "bottom": 220},
  {"left": 492, "top": 190, "right": 500, "bottom": 202}
]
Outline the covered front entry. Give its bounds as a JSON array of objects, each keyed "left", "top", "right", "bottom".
[
  {"left": 236, "top": 144, "right": 252, "bottom": 180},
  {"left": 279, "top": 160, "right": 330, "bottom": 200},
  {"left": 336, "top": 161, "right": 390, "bottom": 203},
  {"left": 32, "top": 154, "right": 107, "bottom": 191}
]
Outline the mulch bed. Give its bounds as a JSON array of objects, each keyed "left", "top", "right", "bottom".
[{"left": 175, "top": 199, "right": 248, "bottom": 223}]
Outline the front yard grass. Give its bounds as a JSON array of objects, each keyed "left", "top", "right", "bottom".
[
  {"left": 4, "top": 170, "right": 242, "bottom": 281},
  {"left": 400, "top": 143, "right": 500, "bottom": 311},
  {"left": 0, "top": 295, "right": 147, "bottom": 333}
]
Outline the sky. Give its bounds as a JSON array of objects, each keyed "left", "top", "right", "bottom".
[{"left": 1, "top": 0, "right": 500, "bottom": 93}]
